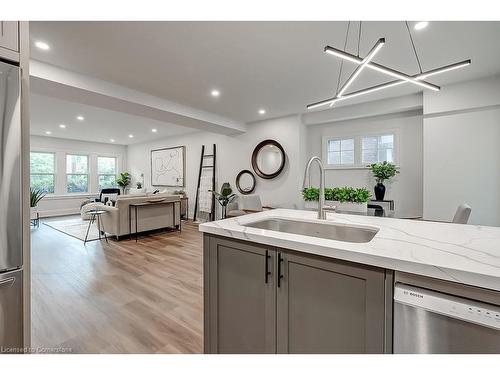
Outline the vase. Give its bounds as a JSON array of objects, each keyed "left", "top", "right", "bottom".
[{"left": 374, "top": 183, "right": 386, "bottom": 201}]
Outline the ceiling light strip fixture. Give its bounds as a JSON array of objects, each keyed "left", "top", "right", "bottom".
[
  {"left": 307, "top": 21, "right": 471, "bottom": 111},
  {"left": 307, "top": 59, "right": 471, "bottom": 110},
  {"left": 336, "top": 38, "right": 385, "bottom": 97},
  {"left": 324, "top": 46, "right": 440, "bottom": 91}
]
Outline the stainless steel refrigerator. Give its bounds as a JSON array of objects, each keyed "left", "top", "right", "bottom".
[{"left": 0, "top": 58, "right": 23, "bottom": 350}]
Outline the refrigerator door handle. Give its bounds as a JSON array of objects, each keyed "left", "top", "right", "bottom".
[{"left": 0, "top": 276, "right": 15, "bottom": 287}]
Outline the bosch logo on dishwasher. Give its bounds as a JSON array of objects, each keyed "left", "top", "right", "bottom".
[{"left": 403, "top": 290, "right": 424, "bottom": 299}]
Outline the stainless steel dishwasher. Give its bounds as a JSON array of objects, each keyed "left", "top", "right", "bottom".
[{"left": 393, "top": 283, "right": 500, "bottom": 353}]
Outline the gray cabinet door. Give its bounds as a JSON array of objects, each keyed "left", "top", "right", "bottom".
[
  {"left": 205, "top": 236, "right": 276, "bottom": 353},
  {"left": 277, "top": 250, "right": 387, "bottom": 353},
  {"left": 0, "top": 22, "right": 18, "bottom": 51}
]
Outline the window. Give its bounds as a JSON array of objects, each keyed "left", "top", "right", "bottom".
[
  {"left": 66, "top": 154, "right": 88, "bottom": 193},
  {"left": 97, "top": 156, "right": 117, "bottom": 190},
  {"left": 361, "top": 134, "right": 394, "bottom": 164},
  {"left": 327, "top": 138, "right": 355, "bottom": 165},
  {"left": 30, "top": 152, "right": 55, "bottom": 193},
  {"left": 324, "top": 132, "right": 396, "bottom": 168}
]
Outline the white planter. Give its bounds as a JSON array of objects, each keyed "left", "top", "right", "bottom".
[
  {"left": 30, "top": 206, "right": 38, "bottom": 220},
  {"left": 304, "top": 201, "right": 317, "bottom": 209},
  {"left": 303, "top": 200, "right": 367, "bottom": 213},
  {"left": 331, "top": 201, "right": 368, "bottom": 213}
]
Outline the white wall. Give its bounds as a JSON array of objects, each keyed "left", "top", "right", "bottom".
[
  {"left": 306, "top": 111, "right": 423, "bottom": 218},
  {"left": 127, "top": 115, "right": 305, "bottom": 219},
  {"left": 423, "top": 75, "right": 500, "bottom": 226},
  {"left": 30, "top": 135, "right": 127, "bottom": 217}
]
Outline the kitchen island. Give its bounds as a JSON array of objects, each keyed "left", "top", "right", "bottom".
[{"left": 199, "top": 209, "right": 500, "bottom": 354}]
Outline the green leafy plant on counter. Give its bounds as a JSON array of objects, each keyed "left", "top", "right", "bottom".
[
  {"left": 302, "top": 187, "right": 320, "bottom": 201},
  {"left": 30, "top": 188, "right": 46, "bottom": 208},
  {"left": 302, "top": 187, "right": 371, "bottom": 203},
  {"left": 367, "top": 161, "right": 399, "bottom": 183}
]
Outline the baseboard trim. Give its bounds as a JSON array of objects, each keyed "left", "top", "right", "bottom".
[{"left": 38, "top": 208, "right": 80, "bottom": 218}]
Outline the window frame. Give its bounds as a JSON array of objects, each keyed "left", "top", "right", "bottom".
[
  {"left": 30, "top": 151, "right": 56, "bottom": 195},
  {"left": 97, "top": 155, "right": 118, "bottom": 190},
  {"left": 361, "top": 133, "right": 396, "bottom": 165},
  {"left": 326, "top": 137, "right": 356, "bottom": 166},
  {"left": 322, "top": 129, "right": 399, "bottom": 169},
  {"left": 65, "top": 153, "right": 90, "bottom": 194}
]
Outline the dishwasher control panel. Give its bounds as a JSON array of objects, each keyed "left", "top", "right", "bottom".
[{"left": 394, "top": 283, "right": 500, "bottom": 330}]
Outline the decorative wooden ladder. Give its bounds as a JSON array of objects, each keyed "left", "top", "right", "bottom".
[{"left": 193, "top": 144, "right": 216, "bottom": 222}]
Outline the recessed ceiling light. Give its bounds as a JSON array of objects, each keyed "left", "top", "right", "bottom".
[
  {"left": 152, "top": 128, "right": 158, "bottom": 133},
  {"left": 414, "top": 21, "right": 429, "bottom": 30},
  {"left": 110, "top": 139, "right": 115, "bottom": 143},
  {"left": 35, "top": 41, "right": 50, "bottom": 50},
  {"left": 128, "top": 134, "right": 134, "bottom": 138},
  {"left": 258, "top": 109, "right": 266, "bottom": 115},
  {"left": 76, "top": 115, "right": 84, "bottom": 121},
  {"left": 211, "top": 90, "right": 220, "bottom": 97},
  {"left": 45, "top": 131, "right": 52, "bottom": 135},
  {"left": 59, "top": 124, "right": 66, "bottom": 129}
]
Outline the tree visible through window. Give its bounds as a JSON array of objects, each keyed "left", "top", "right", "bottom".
[
  {"left": 66, "top": 154, "right": 88, "bottom": 193},
  {"left": 362, "top": 134, "right": 394, "bottom": 164},
  {"left": 327, "top": 138, "right": 355, "bottom": 165},
  {"left": 98, "top": 156, "right": 117, "bottom": 190},
  {"left": 30, "top": 152, "right": 55, "bottom": 193}
]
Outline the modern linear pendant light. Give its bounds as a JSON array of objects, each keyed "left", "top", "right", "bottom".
[{"left": 307, "top": 21, "right": 471, "bottom": 110}]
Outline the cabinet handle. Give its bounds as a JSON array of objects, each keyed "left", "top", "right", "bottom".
[
  {"left": 277, "top": 253, "right": 284, "bottom": 287},
  {"left": 265, "top": 250, "right": 271, "bottom": 284}
]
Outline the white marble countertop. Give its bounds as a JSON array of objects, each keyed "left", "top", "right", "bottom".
[{"left": 199, "top": 209, "right": 500, "bottom": 291}]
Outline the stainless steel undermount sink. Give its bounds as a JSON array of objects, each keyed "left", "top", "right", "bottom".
[{"left": 243, "top": 218, "right": 379, "bottom": 243}]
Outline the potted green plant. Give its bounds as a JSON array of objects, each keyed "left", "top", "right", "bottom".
[
  {"left": 116, "top": 172, "right": 131, "bottom": 194},
  {"left": 367, "top": 161, "right": 400, "bottom": 201},
  {"left": 30, "top": 188, "right": 46, "bottom": 226},
  {"left": 212, "top": 182, "right": 236, "bottom": 219},
  {"left": 301, "top": 186, "right": 371, "bottom": 213},
  {"left": 330, "top": 187, "right": 371, "bottom": 213}
]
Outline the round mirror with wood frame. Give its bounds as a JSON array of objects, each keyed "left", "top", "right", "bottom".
[
  {"left": 251, "top": 139, "right": 286, "bottom": 179},
  {"left": 235, "top": 169, "right": 256, "bottom": 195}
]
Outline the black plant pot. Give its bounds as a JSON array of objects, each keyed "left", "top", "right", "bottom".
[{"left": 374, "top": 183, "right": 386, "bottom": 201}]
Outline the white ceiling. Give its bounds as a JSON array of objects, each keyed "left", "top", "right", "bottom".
[
  {"left": 30, "top": 21, "right": 500, "bottom": 124},
  {"left": 30, "top": 94, "right": 196, "bottom": 145}
]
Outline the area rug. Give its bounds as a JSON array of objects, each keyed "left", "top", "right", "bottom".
[{"left": 44, "top": 217, "right": 103, "bottom": 242}]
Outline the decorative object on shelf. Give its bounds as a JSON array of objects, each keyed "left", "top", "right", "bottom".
[
  {"left": 251, "top": 139, "right": 286, "bottom": 179},
  {"left": 212, "top": 182, "right": 236, "bottom": 219},
  {"left": 307, "top": 21, "right": 471, "bottom": 110},
  {"left": 174, "top": 189, "right": 186, "bottom": 197},
  {"left": 302, "top": 186, "right": 371, "bottom": 213},
  {"left": 116, "top": 172, "right": 131, "bottom": 194},
  {"left": 151, "top": 145, "right": 185, "bottom": 187},
  {"left": 30, "top": 187, "right": 46, "bottom": 227},
  {"left": 235, "top": 169, "right": 256, "bottom": 195},
  {"left": 368, "top": 161, "right": 399, "bottom": 201},
  {"left": 136, "top": 181, "right": 142, "bottom": 189}
]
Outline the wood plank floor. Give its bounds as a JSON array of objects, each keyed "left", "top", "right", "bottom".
[{"left": 31, "top": 216, "right": 203, "bottom": 353}]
